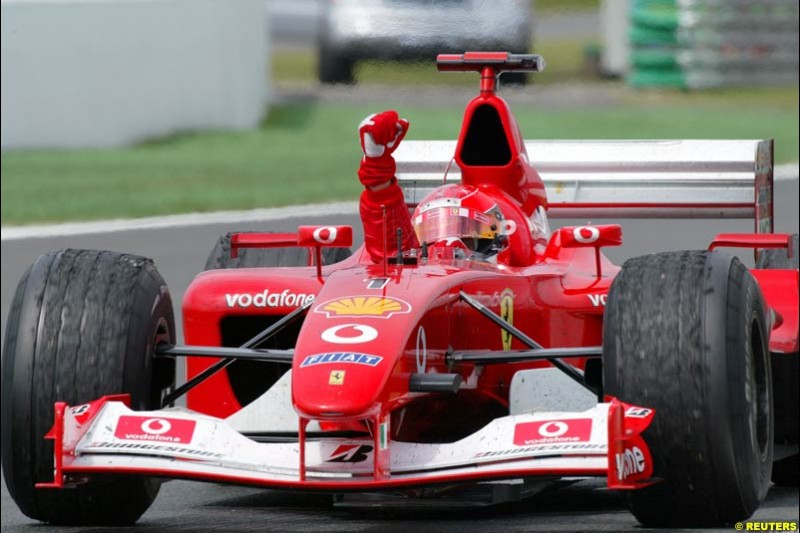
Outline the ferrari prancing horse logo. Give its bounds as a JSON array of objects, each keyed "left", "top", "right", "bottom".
[
  {"left": 500, "top": 289, "right": 514, "bottom": 351},
  {"left": 329, "top": 370, "right": 346, "bottom": 385}
]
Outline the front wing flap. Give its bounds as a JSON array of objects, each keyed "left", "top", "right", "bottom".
[{"left": 38, "top": 396, "right": 655, "bottom": 491}]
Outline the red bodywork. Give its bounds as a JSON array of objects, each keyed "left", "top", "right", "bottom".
[
  {"left": 35, "top": 52, "right": 797, "bottom": 495},
  {"left": 184, "top": 55, "right": 620, "bottom": 439},
  {"left": 177, "top": 54, "right": 798, "bottom": 485}
]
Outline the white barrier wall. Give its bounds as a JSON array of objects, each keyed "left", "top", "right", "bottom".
[{"left": 1, "top": 0, "right": 269, "bottom": 149}]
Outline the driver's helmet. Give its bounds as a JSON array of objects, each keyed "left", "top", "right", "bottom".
[{"left": 412, "top": 184, "right": 507, "bottom": 259}]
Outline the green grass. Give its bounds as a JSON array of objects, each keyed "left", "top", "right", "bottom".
[
  {"left": 3, "top": 95, "right": 797, "bottom": 225},
  {"left": 533, "top": 0, "right": 600, "bottom": 14}
]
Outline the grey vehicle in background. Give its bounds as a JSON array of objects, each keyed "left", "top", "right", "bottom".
[{"left": 318, "top": 0, "right": 532, "bottom": 84}]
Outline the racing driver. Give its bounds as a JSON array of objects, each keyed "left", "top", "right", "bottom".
[{"left": 358, "top": 110, "right": 519, "bottom": 263}]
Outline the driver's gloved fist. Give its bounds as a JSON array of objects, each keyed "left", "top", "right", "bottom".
[{"left": 357, "top": 110, "right": 409, "bottom": 190}]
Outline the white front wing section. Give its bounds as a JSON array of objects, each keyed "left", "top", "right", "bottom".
[{"left": 65, "top": 401, "right": 611, "bottom": 486}]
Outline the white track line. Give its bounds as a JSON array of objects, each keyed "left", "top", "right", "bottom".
[
  {"left": 3, "top": 164, "right": 798, "bottom": 241},
  {"left": 1, "top": 202, "right": 359, "bottom": 241},
  {"left": 775, "top": 163, "right": 799, "bottom": 181}
]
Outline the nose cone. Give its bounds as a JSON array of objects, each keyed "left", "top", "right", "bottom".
[
  {"left": 292, "top": 296, "right": 414, "bottom": 419},
  {"left": 293, "top": 345, "right": 389, "bottom": 417}
]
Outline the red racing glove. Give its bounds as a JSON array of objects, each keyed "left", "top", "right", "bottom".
[
  {"left": 356, "top": 110, "right": 418, "bottom": 262},
  {"left": 357, "top": 110, "right": 409, "bottom": 189}
]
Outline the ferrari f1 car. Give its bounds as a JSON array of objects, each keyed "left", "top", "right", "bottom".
[{"left": 2, "top": 53, "right": 798, "bottom": 527}]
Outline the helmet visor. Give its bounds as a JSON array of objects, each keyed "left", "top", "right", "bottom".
[{"left": 414, "top": 207, "right": 499, "bottom": 246}]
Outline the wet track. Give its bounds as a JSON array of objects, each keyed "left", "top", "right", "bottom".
[{"left": 2, "top": 178, "right": 798, "bottom": 531}]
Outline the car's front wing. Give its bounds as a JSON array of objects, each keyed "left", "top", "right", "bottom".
[{"left": 37, "top": 395, "right": 656, "bottom": 491}]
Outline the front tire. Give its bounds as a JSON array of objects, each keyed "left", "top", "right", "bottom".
[
  {"left": 1, "top": 249, "right": 175, "bottom": 525},
  {"left": 603, "top": 251, "right": 773, "bottom": 527}
]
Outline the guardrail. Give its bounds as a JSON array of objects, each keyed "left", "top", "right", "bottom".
[{"left": 628, "top": 0, "right": 799, "bottom": 88}]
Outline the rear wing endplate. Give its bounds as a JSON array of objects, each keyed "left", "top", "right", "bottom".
[{"left": 395, "top": 140, "right": 774, "bottom": 233}]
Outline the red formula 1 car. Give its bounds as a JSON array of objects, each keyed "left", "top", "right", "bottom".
[{"left": 2, "top": 53, "right": 798, "bottom": 527}]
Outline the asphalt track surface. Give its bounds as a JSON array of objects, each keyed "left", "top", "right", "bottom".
[{"left": 2, "top": 179, "right": 798, "bottom": 532}]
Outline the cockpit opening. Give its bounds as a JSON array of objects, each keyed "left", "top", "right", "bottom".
[{"left": 459, "top": 104, "right": 512, "bottom": 167}]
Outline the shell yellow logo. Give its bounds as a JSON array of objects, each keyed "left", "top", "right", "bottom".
[{"left": 315, "top": 296, "right": 412, "bottom": 319}]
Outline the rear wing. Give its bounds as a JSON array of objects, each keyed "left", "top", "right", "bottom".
[{"left": 395, "top": 139, "right": 774, "bottom": 233}]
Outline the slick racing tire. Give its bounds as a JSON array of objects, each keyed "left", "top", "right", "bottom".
[
  {"left": 204, "top": 232, "right": 351, "bottom": 407},
  {"left": 603, "top": 251, "right": 773, "bottom": 527},
  {"left": 757, "top": 233, "right": 799, "bottom": 487},
  {"left": 1, "top": 249, "right": 176, "bottom": 525}
]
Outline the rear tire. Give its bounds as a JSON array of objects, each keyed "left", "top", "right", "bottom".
[
  {"left": 603, "top": 251, "right": 773, "bottom": 527},
  {"left": 1, "top": 249, "right": 175, "bottom": 525},
  {"left": 757, "top": 233, "right": 799, "bottom": 487}
]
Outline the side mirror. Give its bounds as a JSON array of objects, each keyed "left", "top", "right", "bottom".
[
  {"left": 229, "top": 225, "right": 353, "bottom": 258},
  {"left": 558, "top": 225, "right": 622, "bottom": 249},
  {"left": 545, "top": 225, "right": 623, "bottom": 279},
  {"left": 297, "top": 225, "right": 353, "bottom": 248}
]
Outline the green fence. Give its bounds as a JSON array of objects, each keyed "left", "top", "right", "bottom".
[{"left": 628, "top": 0, "right": 799, "bottom": 88}]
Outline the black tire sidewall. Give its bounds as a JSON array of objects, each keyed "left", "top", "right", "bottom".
[
  {"left": 124, "top": 269, "right": 176, "bottom": 410},
  {"left": 703, "top": 254, "right": 772, "bottom": 513},
  {"left": 1, "top": 261, "right": 42, "bottom": 515},
  {"left": 1, "top": 250, "right": 175, "bottom": 525},
  {"left": 756, "top": 232, "right": 799, "bottom": 486},
  {"left": 603, "top": 251, "right": 773, "bottom": 525}
]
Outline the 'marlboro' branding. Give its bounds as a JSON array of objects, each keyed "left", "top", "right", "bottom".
[{"left": 225, "top": 289, "right": 315, "bottom": 309}]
